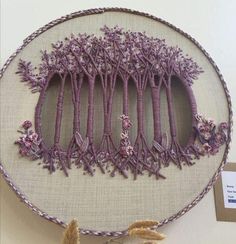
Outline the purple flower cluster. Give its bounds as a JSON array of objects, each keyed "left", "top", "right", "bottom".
[
  {"left": 15, "top": 121, "right": 41, "bottom": 160},
  {"left": 119, "top": 115, "right": 134, "bottom": 157},
  {"left": 195, "top": 115, "right": 228, "bottom": 156},
  {"left": 22, "top": 120, "right": 32, "bottom": 129}
]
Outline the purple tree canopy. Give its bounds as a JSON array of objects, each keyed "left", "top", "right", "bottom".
[{"left": 17, "top": 25, "right": 203, "bottom": 91}]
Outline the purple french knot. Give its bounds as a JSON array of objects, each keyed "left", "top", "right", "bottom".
[
  {"left": 22, "top": 120, "right": 32, "bottom": 130},
  {"left": 15, "top": 26, "right": 228, "bottom": 179}
]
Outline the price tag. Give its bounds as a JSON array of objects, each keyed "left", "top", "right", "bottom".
[
  {"left": 222, "top": 171, "right": 236, "bottom": 208},
  {"left": 214, "top": 163, "right": 236, "bottom": 222}
]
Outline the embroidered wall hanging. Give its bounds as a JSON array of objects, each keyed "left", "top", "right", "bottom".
[{"left": 0, "top": 8, "right": 232, "bottom": 236}]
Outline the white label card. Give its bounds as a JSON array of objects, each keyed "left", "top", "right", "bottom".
[{"left": 222, "top": 171, "right": 236, "bottom": 209}]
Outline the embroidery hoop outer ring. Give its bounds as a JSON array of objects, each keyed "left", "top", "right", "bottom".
[{"left": 0, "top": 7, "right": 232, "bottom": 237}]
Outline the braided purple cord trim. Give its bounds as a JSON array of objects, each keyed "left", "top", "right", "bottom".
[{"left": 0, "top": 7, "right": 233, "bottom": 237}]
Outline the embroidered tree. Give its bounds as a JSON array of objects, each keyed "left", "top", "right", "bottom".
[
  {"left": 16, "top": 25, "right": 223, "bottom": 180},
  {"left": 96, "top": 27, "right": 135, "bottom": 178},
  {"left": 122, "top": 32, "right": 163, "bottom": 179},
  {"left": 141, "top": 38, "right": 170, "bottom": 167},
  {"left": 157, "top": 46, "right": 202, "bottom": 168},
  {"left": 95, "top": 27, "right": 122, "bottom": 162},
  {"left": 60, "top": 37, "right": 86, "bottom": 169},
  {"left": 172, "top": 52, "right": 203, "bottom": 161},
  {"left": 18, "top": 43, "right": 70, "bottom": 175},
  {"left": 69, "top": 34, "right": 105, "bottom": 175}
]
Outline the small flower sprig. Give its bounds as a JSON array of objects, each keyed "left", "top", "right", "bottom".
[
  {"left": 15, "top": 120, "right": 42, "bottom": 160},
  {"left": 119, "top": 115, "right": 134, "bottom": 158},
  {"left": 194, "top": 114, "right": 228, "bottom": 156}
]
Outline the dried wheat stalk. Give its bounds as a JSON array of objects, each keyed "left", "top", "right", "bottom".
[
  {"left": 128, "top": 220, "right": 159, "bottom": 231},
  {"left": 129, "top": 228, "right": 166, "bottom": 240},
  {"left": 62, "top": 219, "right": 80, "bottom": 244}
]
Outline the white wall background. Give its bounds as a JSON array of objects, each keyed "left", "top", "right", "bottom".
[{"left": 0, "top": 1, "right": 236, "bottom": 243}]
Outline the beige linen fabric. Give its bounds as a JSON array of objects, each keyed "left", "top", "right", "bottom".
[{"left": 0, "top": 11, "right": 229, "bottom": 232}]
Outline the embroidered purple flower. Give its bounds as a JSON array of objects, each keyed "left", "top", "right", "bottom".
[
  {"left": 202, "top": 132, "right": 212, "bottom": 141},
  {"left": 207, "top": 119, "right": 215, "bottom": 130},
  {"left": 194, "top": 114, "right": 228, "bottom": 157},
  {"left": 126, "top": 145, "right": 134, "bottom": 156},
  {"left": 119, "top": 145, "right": 134, "bottom": 157},
  {"left": 15, "top": 121, "right": 41, "bottom": 160},
  {"left": 204, "top": 124, "right": 212, "bottom": 133},
  {"left": 123, "top": 119, "right": 132, "bottom": 129},
  {"left": 198, "top": 122, "right": 205, "bottom": 133},
  {"left": 23, "top": 137, "right": 33, "bottom": 148},
  {"left": 219, "top": 122, "right": 228, "bottom": 131},
  {"left": 22, "top": 120, "right": 32, "bottom": 129},
  {"left": 210, "top": 147, "right": 219, "bottom": 155},
  {"left": 202, "top": 143, "right": 211, "bottom": 153},
  {"left": 120, "top": 114, "right": 132, "bottom": 130},
  {"left": 29, "top": 132, "right": 39, "bottom": 141},
  {"left": 214, "top": 132, "right": 224, "bottom": 145},
  {"left": 19, "top": 148, "right": 28, "bottom": 156},
  {"left": 196, "top": 115, "right": 215, "bottom": 139},
  {"left": 120, "top": 146, "right": 128, "bottom": 157}
]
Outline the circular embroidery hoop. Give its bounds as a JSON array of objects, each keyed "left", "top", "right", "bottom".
[{"left": 0, "top": 8, "right": 232, "bottom": 236}]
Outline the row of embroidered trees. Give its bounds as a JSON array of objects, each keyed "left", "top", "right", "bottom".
[{"left": 17, "top": 26, "right": 203, "bottom": 178}]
